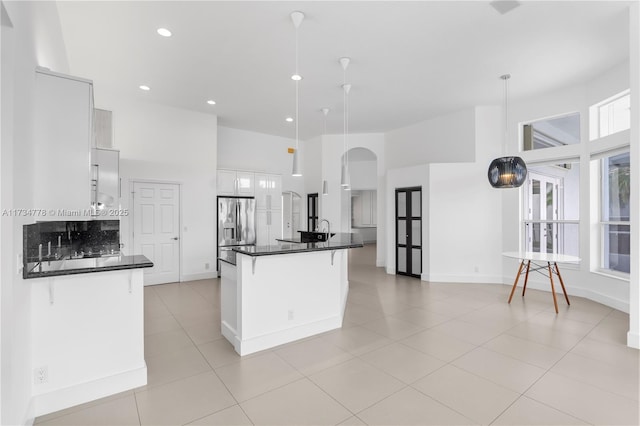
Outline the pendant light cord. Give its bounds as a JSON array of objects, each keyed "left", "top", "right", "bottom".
[
  {"left": 295, "top": 26, "right": 300, "bottom": 152},
  {"left": 502, "top": 74, "right": 510, "bottom": 153}
]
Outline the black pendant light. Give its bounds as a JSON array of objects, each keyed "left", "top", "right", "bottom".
[
  {"left": 488, "top": 156, "right": 527, "bottom": 188},
  {"left": 488, "top": 74, "right": 527, "bottom": 188}
]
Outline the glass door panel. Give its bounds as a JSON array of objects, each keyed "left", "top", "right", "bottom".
[{"left": 396, "top": 187, "right": 422, "bottom": 278}]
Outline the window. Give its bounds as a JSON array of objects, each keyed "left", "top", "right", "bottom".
[
  {"left": 523, "top": 163, "right": 580, "bottom": 256},
  {"left": 590, "top": 90, "right": 630, "bottom": 140},
  {"left": 523, "top": 112, "right": 580, "bottom": 151},
  {"left": 600, "top": 152, "right": 630, "bottom": 274}
]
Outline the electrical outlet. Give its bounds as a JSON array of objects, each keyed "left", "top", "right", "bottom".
[
  {"left": 34, "top": 366, "right": 48, "bottom": 385},
  {"left": 205, "top": 263, "right": 210, "bottom": 270},
  {"left": 288, "top": 310, "right": 294, "bottom": 321}
]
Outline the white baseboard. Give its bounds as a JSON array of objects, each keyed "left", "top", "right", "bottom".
[
  {"left": 627, "top": 331, "right": 640, "bottom": 349},
  {"left": 233, "top": 316, "right": 342, "bottom": 356},
  {"left": 181, "top": 271, "right": 217, "bottom": 282},
  {"left": 32, "top": 364, "right": 147, "bottom": 418},
  {"left": 423, "top": 273, "right": 504, "bottom": 284}
]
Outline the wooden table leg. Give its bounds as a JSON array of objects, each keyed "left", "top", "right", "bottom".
[
  {"left": 554, "top": 262, "right": 570, "bottom": 306},
  {"left": 547, "top": 262, "right": 559, "bottom": 314},
  {"left": 508, "top": 260, "right": 526, "bottom": 304},
  {"left": 521, "top": 260, "right": 531, "bottom": 296}
]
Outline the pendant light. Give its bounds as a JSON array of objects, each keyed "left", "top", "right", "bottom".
[
  {"left": 340, "top": 57, "right": 351, "bottom": 189},
  {"left": 321, "top": 108, "right": 329, "bottom": 195},
  {"left": 487, "top": 74, "right": 527, "bottom": 188},
  {"left": 291, "top": 11, "right": 304, "bottom": 177}
]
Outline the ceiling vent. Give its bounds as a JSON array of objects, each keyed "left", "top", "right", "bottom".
[{"left": 490, "top": 0, "right": 521, "bottom": 15}]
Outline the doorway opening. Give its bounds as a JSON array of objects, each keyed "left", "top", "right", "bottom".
[{"left": 282, "top": 191, "right": 301, "bottom": 239}]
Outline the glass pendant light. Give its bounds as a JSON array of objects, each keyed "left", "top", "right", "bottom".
[{"left": 488, "top": 74, "right": 527, "bottom": 188}]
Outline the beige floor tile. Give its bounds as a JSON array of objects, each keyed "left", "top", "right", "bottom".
[
  {"left": 35, "top": 390, "right": 134, "bottom": 424},
  {"left": 198, "top": 338, "right": 242, "bottom": 369},
  {"left": 547, "top": 301, "right": 613, "bottom": 324},
  {"left": 343, "top": 302, "right": 385, "bottom": 325},
  {"left": 136, "top": 371, "right": 236, "bottom": 426},
  {"left": 412, "top": 365, "right": 519, "bottom": 424},
  {"left": 400, "top": 329, "right": 476, "bottom": 362},
  {"left": 360, "top": 342, "right": 445, "bottom": 384},
  {"left": 172, "top": 307, "right": 220, "bottom": 328},
  {"left": 428, "top": 319, "right": 504, "bottom": 346},
  {"left": 143, "top": 297, "right": 172, "bottom": 320},
  {"left": 337, "top": 416, "right": 368, "bottom": 425},
  {"left": 505, "top": 322, "right": 584, "bottom": 351},
  {"left": 183, "top": 318, "right": 224, "bottom": 345},
  {"left": 526, "top": 372, "right": 640, "bottom": 425},
  {"left": 144, "top": 328, "right": 195, "bottom": 358},
  {"left": 526, "top": 311, "right": 597, "bottom": 337},
  {"left": 587, "top": 315, "right": 630, "bottom": 345},
  {"left": 550, "top": 352, "right": 639, "bottom": 401},
  {"left": 214, "top": 351, "right": 303, "bottom": 402},
  {"left": 482, "top": 334, "right": 566, "bottom": 369},
  {"left": 37, "top": 394, "right": 140, "bottom": 426},
  {"left": 309, "top": 358, "right": 405, "bottom": 413},
  {"left": 570, "top": 337, "right": 640, "bottom": 371},
  {"left": 453, "top": 347, "right": 546, "bottom": 393},
  {"left": 357, "top": 387, "right": 475, "bottom": 425},
  {"left": 142, "top": 344, "right": 211, "bottom": 389},
  {"left": 319, "top": 325, "right": 393, "bottom": 356},
  {"left": 492, "top": 396, "right": 588, "bottom": 425},
  {"left": 361, "top": 316, "right": 426, "bottom": 340},
  {"left": 274, "top": 336, "right": 354, "bottom": 375},
  {"left": 240, "top": 378, "right": 352, "bottom": 425},
  {"left": 187, "top": 405, "right": 253, "bottom": 425},
  {"left": 390, "top": 307, "right": 451, "bottom": 328},
  {"left": 417, "top": 299, "right": 478, "bottom": 318},
  {"left": 144, "top": 313, "right": 182, "bottom": 336}
]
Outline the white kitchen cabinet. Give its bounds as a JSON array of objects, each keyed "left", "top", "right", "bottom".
[
  {"left": 93, "top": 148, "right": 120, "bottom": 209},
  {"left": 256, "top": 209, "right": 283, "bottom": 245},
  {"left": 217, "top": 169, "right": 255, "bottom": 196},
  {"left": 34, "top": 68, "right": 93, "bottom": 219},
  {"left": 255, "top": 174, "right": 282, "bottom": 210},
  {"left": 351, "top": 190, "right": 377, "bottom": 227}
]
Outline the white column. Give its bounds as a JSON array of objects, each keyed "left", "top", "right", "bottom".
[{"left": 628, "top": 1, "right": 640, "bottom": 349}]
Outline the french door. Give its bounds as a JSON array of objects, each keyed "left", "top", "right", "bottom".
[
  {"left": 307, "top": 193, "right": 318, "bottom": 231},
  {"left": 526, "top": 173, "right": 560, "bottom": 253},
  {"left": 396, "top": 187, "right": 422, "bottom": 278}
]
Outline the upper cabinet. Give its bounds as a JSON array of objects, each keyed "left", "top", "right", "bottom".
[
  {"left": 34, "top": 68, "right": 93, "bottom": 219},
  {"left": 352, "top": 190, "right": 377, "bottom": 227},
  {"left": 254, "top": 174, "right": 282, "bottom": 210},
  {"left": 217, "top": 170, "right": 255, "bottom": 196}
]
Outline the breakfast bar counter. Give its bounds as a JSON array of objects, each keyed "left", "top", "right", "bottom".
[{"left": 219, "top": 233, "right": 363, "bottom": 355}]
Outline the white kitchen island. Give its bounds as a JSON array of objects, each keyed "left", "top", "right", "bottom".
[{"left": 219, "top": 233, "right": 363, "bottom": 355}]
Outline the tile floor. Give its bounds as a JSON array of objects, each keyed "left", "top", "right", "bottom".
[{"left": 36, "top": 244, "right": 639, "bottom": 425}]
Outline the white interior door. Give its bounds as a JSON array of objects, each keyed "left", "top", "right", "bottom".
[{"left": 133, "top": 182, "right": 180, "bottom": 285}]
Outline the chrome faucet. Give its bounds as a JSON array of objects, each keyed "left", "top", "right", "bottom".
[{"left": 319, "top": 219, "right": 331, "bottom": 239}]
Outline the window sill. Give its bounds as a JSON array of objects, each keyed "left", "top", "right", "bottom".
[{"left": 591, "top": 269, "right": 630, "bottom": 282}]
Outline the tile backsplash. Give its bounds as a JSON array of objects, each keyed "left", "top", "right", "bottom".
[{"left": 23, "top": 220, "right": 120, "bottom": 263}]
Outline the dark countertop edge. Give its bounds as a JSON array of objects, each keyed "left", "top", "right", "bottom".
[
  {"left": 218, "top": 257, "right": 236, "bottom": 266},
  {"left": 24, "top": 256, "right": 153, "bottom": 280},
  {"left": 232, "top": 242, "right": 364, "bottom": 257}
]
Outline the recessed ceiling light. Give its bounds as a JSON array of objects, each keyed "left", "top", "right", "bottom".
[
  {"left": 139, "top": 85, "right": 151, "bottom": 91},
  {"left": 207, "top": 100, "right": 216, "bottom": 105},
  {"left": 291, "top": 74, "right": 303, "bottom": 81},
  {"left": 285, "top": 117, "right": 293, "bottom": 122},
  {"left": 157, "top": 28, "right": 172, "bottom": 37}
]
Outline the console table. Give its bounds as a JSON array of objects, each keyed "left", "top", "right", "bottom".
[{"left": 503, "top": 251, "right": 581, "bottom": 313}]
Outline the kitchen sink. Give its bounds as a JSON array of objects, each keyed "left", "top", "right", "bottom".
[{"left": 299, "top": 231, "right": 335, "bottom": 242}]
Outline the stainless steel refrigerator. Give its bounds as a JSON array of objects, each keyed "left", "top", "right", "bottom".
[{"left": 217, "top": 196, "right": 256, "bottom": 275}]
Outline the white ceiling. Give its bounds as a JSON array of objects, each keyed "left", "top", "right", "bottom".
[{"left": 56, "top": 1, "right": 630, "bottom": 140}]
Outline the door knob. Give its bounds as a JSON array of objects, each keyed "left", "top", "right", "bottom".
[{"left": 172, "top": 237, "right": 179, "bottom": 240}]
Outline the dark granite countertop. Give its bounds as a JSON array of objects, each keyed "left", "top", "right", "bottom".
[
  {"left": 24, "top": 254, "right": 153, "bottom": 279},
  {"left": 231, "top": 232, "right": 363, "bottom": 257}
]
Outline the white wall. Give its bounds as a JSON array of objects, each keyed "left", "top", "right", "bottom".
[
  {"left": 384, "top": 107, "right": 503, "bottom": 284},
  {"left": 349, "top": 160, "right": 377, "bottom": 190},
  {"left": 96, "top": 94, "right": 218, "bottom": 282},
  {"left": 385, "top": 108, "right": 476, "bottom": 169},
  {"left": 1, "top": 2, "right": 70, "bottom": 424},
  {"left": 218, "top": 126, "right": 305, "bottom": 197}
]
